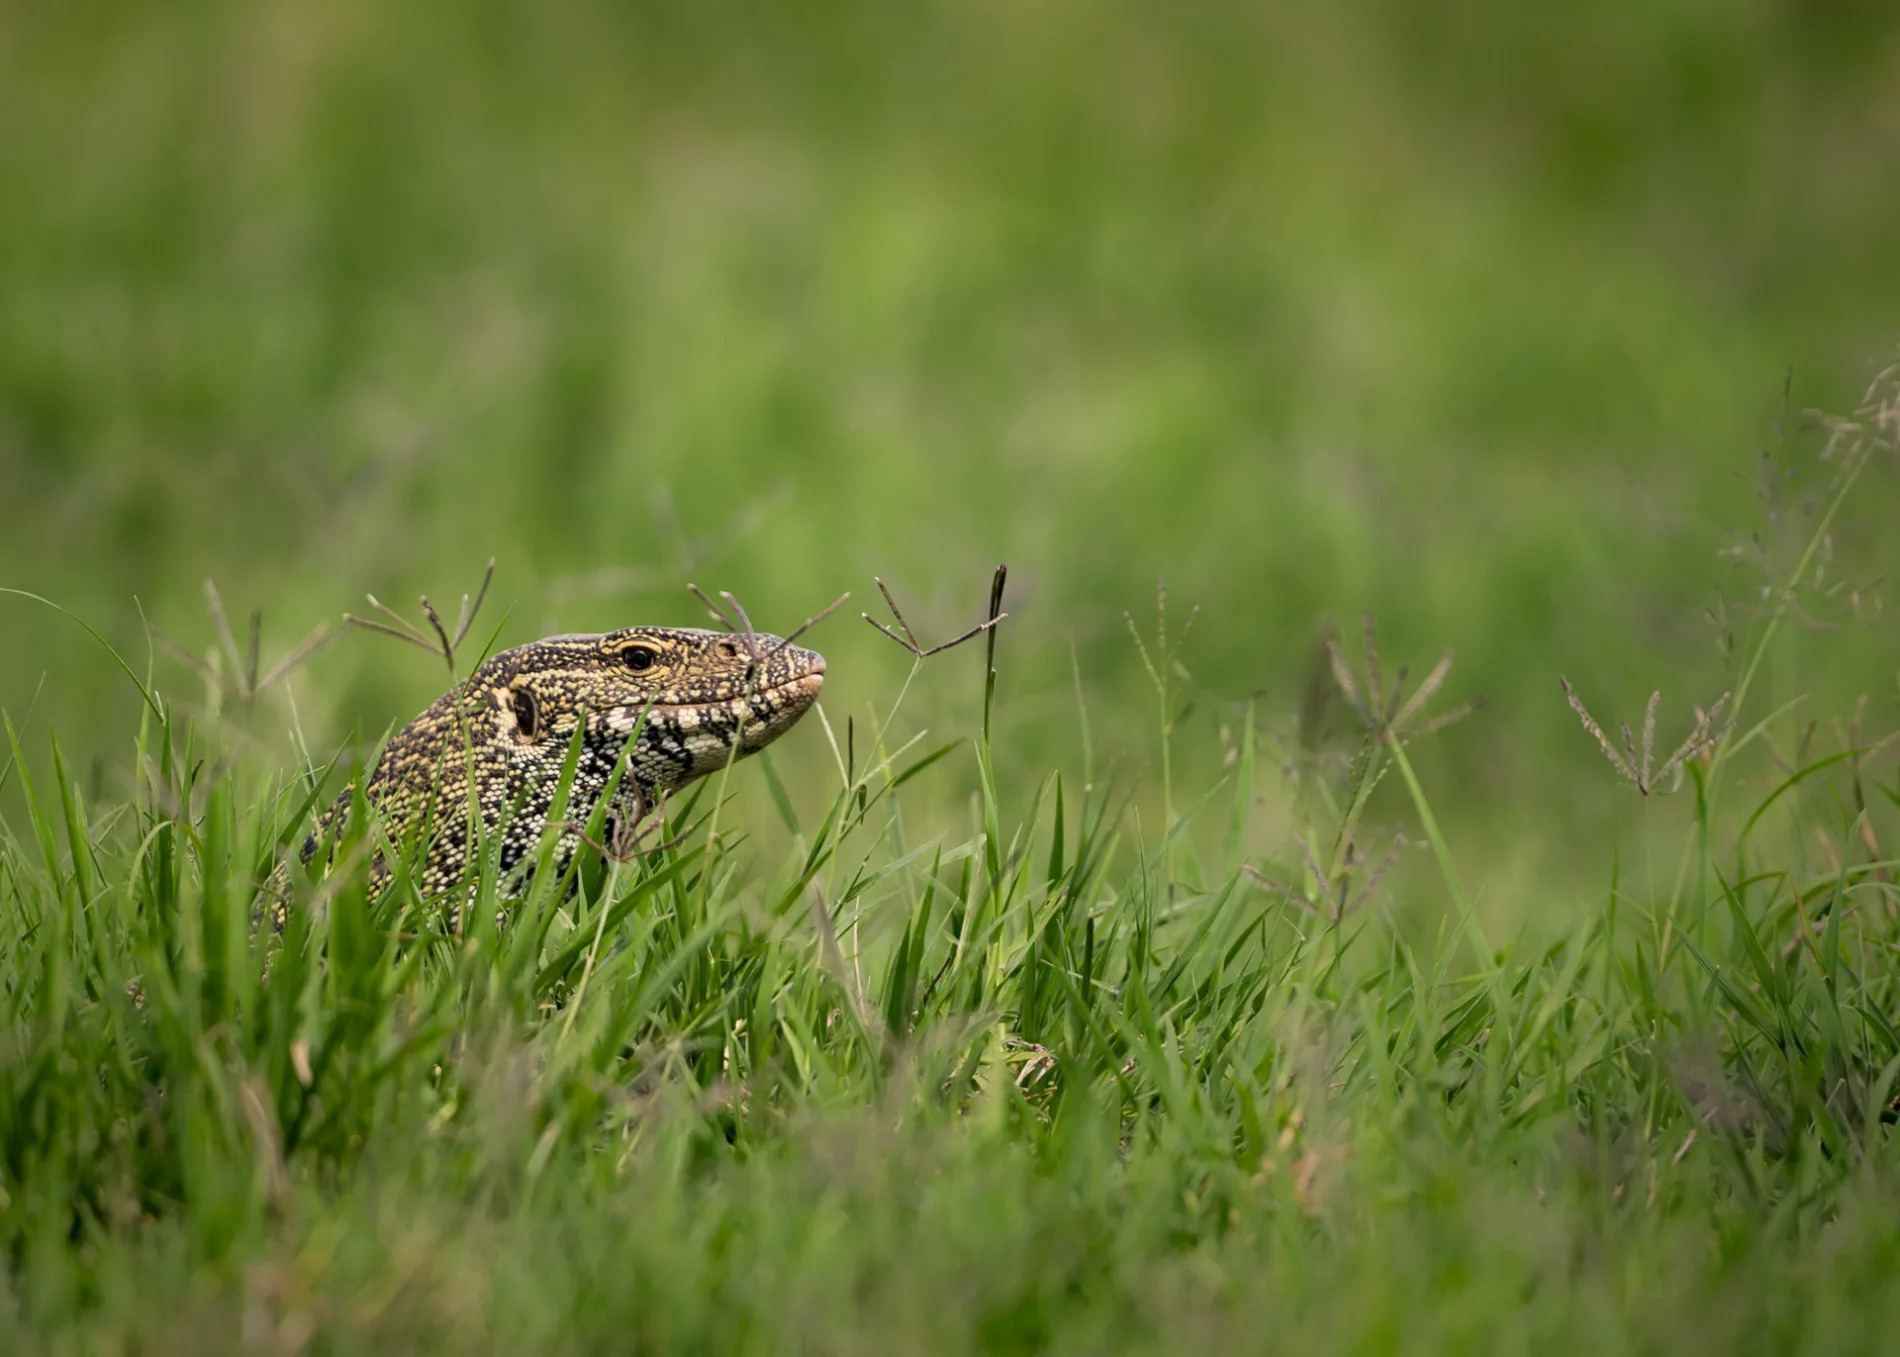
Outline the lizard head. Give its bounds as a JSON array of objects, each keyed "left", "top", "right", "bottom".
[{"left": 476, "top": 626, "right": 826, "bottom": 793}]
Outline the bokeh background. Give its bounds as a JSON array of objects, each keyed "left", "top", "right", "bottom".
[{"left": 4, "top": 0, "right": 1898, "bottom": 922}]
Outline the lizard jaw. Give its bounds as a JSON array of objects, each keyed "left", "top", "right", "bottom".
[
  {"left": 732, "top": 668, "right": 826, "bottom": 755},
  {"left": 603, "top": 664, "right": 826, "bottom": 783}
]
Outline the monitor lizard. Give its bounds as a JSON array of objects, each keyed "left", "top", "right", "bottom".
[{"left": 271, "top": 625, "right": 825, "bottom": 922}]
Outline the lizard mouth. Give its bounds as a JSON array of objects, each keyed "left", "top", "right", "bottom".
[
  {"left": 648, "top": 659, "right": 826, "bottom": 716},
  {"left": 727, "top": 666, "right": 825, "bottom": 735},
  {"left": 620, "top": 659, "right": 825, "bottom": 743}
]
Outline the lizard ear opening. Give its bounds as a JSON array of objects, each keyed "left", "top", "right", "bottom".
[{"left": 511, "top": 686, "right": 540, "bottom": 743}]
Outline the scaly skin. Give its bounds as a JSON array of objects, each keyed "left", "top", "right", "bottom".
[{"left": 282, "top": 626, "right": 825, "bottom": 912}]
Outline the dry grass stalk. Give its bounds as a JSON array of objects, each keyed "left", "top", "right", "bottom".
[
  {"left": 689, "top": 584, "right": 851, "bottom": 665},
  {"left": 1559, "top": 676, "right": 1731, "bottom": 795},
  {"left": 345, "top": 558, "right": 496, "bottom": 672},
  {"left": 1327, "top": 614, "right": 1485, "bottom": 744},
  {"left": 864, "top": 568, "right": 1009, "bottom": 659},
  {"left": 149, "top": 578, "right": 341, "bottom": 705},
  {"left": 1244, "top": 831, "right": 1403, "bottom": 926}
]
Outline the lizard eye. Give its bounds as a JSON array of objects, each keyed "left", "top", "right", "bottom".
[
  {"left": 511, "top": 686, "right": 540, "bottom": 742},
  {"left": 716, "top": 639, "right": 740, "bottom": 660},
  {"left": 622, "top": 644, "right": 659, "bottom": 673}
]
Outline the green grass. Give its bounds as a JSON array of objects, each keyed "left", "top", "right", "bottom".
[
  {"left": 5, "top": 3, "right": 1900, "bottom": 1349},
  {"left": 2, "top": 375, "right": 1898, "bottom": 1353},
  {"left": 4, "top": 0, "right": 1900, "bottom": 894}
]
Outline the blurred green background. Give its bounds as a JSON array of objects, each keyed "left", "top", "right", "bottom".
[{"left": 3, "top": 0, "right": 1897, "bottom": 917}]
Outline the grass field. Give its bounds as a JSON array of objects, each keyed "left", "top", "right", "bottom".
[{"left": 5, "top": 2, "right": 1900, "bottom": 1352}]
